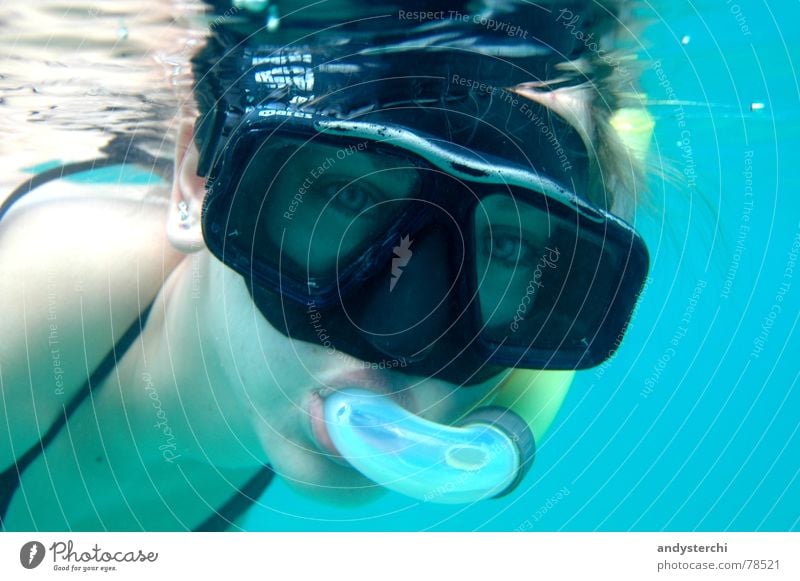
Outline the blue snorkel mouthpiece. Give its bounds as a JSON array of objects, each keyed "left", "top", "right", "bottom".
[{"left": 323, "top": 388, "right": 535, "bottom": 503}]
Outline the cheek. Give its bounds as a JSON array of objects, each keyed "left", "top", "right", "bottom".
[
  {"left": 249, "top": 376, "right": 387, "bottom": 504},
  {"left": 208, "top": 263, "right": 388, "bottom": 500},
  {"left": 214, "top": 269, "right": 317, "bottom": 404},
  {"left": 234, "top": 330, "right": 325, "bottom": 436}
]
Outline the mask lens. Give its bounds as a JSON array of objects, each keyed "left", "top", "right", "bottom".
[
  {"left": 231, "top": 137, "right": 420, "bottom": 283},
  {"left": 207, "top": 128, "right": 646, "bottom": 370},
  {"left": 474, "top": 193, "right": 625, "bottom": 360}
]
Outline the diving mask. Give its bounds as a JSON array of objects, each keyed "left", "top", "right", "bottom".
[
  {"left": 200, "top": 111, "right": 648, "bottom": 372},
  {"left": 194, "top": 41, "right": 648, "bottom": 375}
]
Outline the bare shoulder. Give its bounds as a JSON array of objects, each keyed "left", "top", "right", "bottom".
[{"left": 0, "top": 184, "right": 184, "bottom": 470}]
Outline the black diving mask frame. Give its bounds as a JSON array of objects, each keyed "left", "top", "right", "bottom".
[
  {"left": 198, "top": 108, "right": 649, "bottom": 370},
  {"left": 195, "top": 30, "right": 649, "bottom": 376}
]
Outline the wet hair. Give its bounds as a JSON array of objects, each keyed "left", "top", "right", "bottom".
[{"left": 189, "top": 1, "right": 648, "bottom": 215}]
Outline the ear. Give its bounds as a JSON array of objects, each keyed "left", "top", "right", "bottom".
[{"left": 167, "top": 119, "right": 207, "bottom": 253}]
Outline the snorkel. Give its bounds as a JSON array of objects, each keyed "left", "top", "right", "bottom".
[
  {"left": 193, "top": 0, "right": 647, "bottom": 503},
  {"left": 320, "top": 371, "right": 574, "bottom": 503}
]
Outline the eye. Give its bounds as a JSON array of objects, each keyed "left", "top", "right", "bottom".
[
  {"left": 328, "top": 181, "right": 375, "bottom": 216},
  {"left": 483, "top": 229, "right": 531, "bottom": 267}
]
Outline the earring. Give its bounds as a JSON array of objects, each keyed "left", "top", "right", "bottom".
[{"left": 178, "top": 200, "right": 190, "bottom": 227}]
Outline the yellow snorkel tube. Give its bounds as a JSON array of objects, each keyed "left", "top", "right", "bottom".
[{"left": 491, "top": 369, "right": 576, "bottom": 448}]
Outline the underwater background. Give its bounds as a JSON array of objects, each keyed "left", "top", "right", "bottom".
[
  {"left": 1, "top": 0, "right": 797, "bottom": 531},
  {"left": 242, "top": 0, "right": 800, "bottom": 531}
]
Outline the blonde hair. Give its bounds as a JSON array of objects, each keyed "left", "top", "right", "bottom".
[{"left": 504, "top": 0, "right": 652, "bottom": 218}]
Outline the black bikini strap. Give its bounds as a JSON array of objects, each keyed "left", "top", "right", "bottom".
[
  {"left": 1, "top": 147, "right": 274, "bottom": 530},
  {"left": 0, "top": 297, "right": 157, "bottom": 529},
  {"left": 193, "top": 465, "right": 275, "bottom": 531},
  {"left": 0, "top": 146, "right": 168, "bottom": 529},
  {"left": 0, "top": 137, "right": 172, "bottom": 225}
]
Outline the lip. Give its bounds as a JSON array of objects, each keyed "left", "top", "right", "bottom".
[
  {"left": 307, "top": 368, "right": 417, "bottom": 459},
  {"left": 308, "top": 391, "right": 343, "bottom": 457}
]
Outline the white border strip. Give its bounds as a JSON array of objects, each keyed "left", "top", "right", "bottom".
[{"left": 1, "top": 533, "right": 798, "bottom": 580}]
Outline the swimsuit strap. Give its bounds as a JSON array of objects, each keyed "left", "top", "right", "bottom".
[
  {"left": 193, "top": 465, "right": 275, "bottom": 531},
  {"left": 0, "top": 296, "right": 275, "bottom": 531},
  {"left": 0, "top": 296, "right": 157, "bottom": 528},
  {"left": 0, "top": 137, "right": 172, "bottom": 225},
  {"left": 1, "top": 156, "right": 274, "bottom": 530}
]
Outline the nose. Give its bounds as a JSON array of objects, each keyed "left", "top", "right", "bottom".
[{"left": 352, "top": 226, "right": 461, "bottom": 363}]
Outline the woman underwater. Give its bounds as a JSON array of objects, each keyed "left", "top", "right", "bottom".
[{"left": 0, "top": 0, "right": 650, "bottom": 530}]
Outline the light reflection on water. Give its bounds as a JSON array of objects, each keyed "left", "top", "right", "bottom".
[{"left": 0, "top": 0, "right": 208, "bottom": 195}]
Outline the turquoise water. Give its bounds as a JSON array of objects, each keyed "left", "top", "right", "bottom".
[
  {"left": 240, "top": 1, "right": 800, "bottom": 531},
  {"left": 4, "top": 1, "right": 795, "bottom": 532}
]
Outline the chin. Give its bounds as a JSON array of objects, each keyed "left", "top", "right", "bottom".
[{"left": 282, "top": 457, "right": 389, "bottom": 506}]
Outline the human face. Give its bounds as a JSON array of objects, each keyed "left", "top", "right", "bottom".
[{"left": 168, "top": 120, "right": 510, "bottom": 502}]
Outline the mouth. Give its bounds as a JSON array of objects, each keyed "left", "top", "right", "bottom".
[
  {"left": 308, "top": 391, "right": 343, "bottom": 457},
  {"left": 307, "top": 368, "right": 414, "bottom": 459},
  {"left": 305, "top": 369, "right": 526, "bottom": 504}
]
